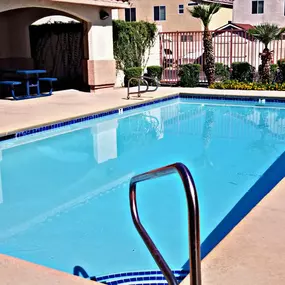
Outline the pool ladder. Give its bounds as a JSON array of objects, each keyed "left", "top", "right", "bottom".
[
  {"left": 129, "top": 163, "right": 202, "bottom": 285},
  {"left": 127, "top": 76, "right": 159, "bottom": 100}
]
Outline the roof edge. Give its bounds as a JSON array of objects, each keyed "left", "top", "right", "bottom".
[
  {"left": 51, "top": 0, "right": 130, "bottom": 9},
  {"left": 200, "top": 0, "right": 233, "bottom": 8}
]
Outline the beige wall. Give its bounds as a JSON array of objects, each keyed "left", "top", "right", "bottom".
[
  {"left": 118, "top": 0, "right": 232, "bottom": 32},
  {"left": 209, "top": 7, "right": 233, "bottom": 30},
  {"left": 233, "top": 0, "right": 285, "bottom": 26}
]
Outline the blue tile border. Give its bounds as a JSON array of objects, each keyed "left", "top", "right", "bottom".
[
  {"left": 15, "top": 109, "right": 119, "bottom": 138},
  {"left": 92, "top": 269, "right": 189, "bottom": 285},
  {"left": 1, "top": 93, "right": 285, "bottom": 143},
  {"left": 181, "top": 94, "right": 258, "bottom": 102},
  {"left": 123, "top": 95, "right": 179, "bottom": 112},
  {"left": 179, "top": 93, "right": 285, "bottom": 103},
  {"left": 0, "top": 133, "right": 16, "bottom": 142}
]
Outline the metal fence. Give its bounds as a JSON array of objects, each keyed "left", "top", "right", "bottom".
[{"left": 159, "top": 29, "right": 285, "bottom": 84}]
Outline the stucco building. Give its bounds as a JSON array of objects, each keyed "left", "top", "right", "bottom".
[
  {"left": 116, "top": 0, "right": 233, "bottom": 32},
  {"left": 233, "top": 0, "right": 285, "bottom": 26},
  {"left": 0, "top": 0, "right": 129, "bottom": 91}
]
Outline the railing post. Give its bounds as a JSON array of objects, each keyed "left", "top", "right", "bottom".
[
  {"left": 127, "top": 76, "right": 158, "bottom": 99},
  {"left": 229, "top": 28, "right": 233, "bottom": 75},
  {"left": 176, "top": 31, "right": 179, "bottom": 83},
  {"left": 129, "top": 163, "right": 202, "bottom": 285}
]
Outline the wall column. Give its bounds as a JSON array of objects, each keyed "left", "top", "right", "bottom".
[{"left": 87, "top": 9, "right": 116, "bottom": 92}]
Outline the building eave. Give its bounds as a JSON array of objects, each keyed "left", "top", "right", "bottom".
[
  {"left": 199, "top": 0, "right": 233, "bottom": 8},
  {"left": 51, "top": 0, "right": 130, "bottom": 9}
]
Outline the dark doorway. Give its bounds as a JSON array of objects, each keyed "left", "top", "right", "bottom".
[{"left": 30, "top": 22, "right": 89, "bottom": 91}]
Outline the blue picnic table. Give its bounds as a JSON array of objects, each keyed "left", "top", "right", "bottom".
[{"left": 0, "top": 69, "right": 57, "bottom": 100}]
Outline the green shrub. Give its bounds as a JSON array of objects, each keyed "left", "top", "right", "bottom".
[
  {"left": 178, "top": 64, "right": 201, "bottom": 87},
  {"left": 277, "top": 60, "right": 285, "bottom": 83},
  {"left": 231, "top": 62, "right": 255, "bottom": 82},
  {"left": 270, "top": 64, "right": 278, "bottom": 82},
  {"left": 146, "top": 66, "right": 163, "bottom": 86},
  {"left": 277, "top": 58, "right": 285, "bottom": 66},
  {"left": 271, "top": 64, "right": 278, "bottom": 74},
  {"left": 258, "top": 64, "right": 279, "bottom": 82},
  {"left": 210, "top": 80, "right": 285, "bottom": 91},
  {"left": 113, "top": 20, "right": 157, "bottom": 70},
  {"left": 215, "top": 63, "right": 230, "bottom": 81},
  {"left": 124, "top": 67, "right": 143, "bottom": 87}
]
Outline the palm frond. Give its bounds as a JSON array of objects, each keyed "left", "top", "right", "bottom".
[
  {"left": 189, "top": 3, "right": 221, "bottom": 28},
  {"left": 248, "top": 23, "right": 285, "bottom": 48},
  {"left": 208, "top": 3, "right": 221, "bottom": 16}
]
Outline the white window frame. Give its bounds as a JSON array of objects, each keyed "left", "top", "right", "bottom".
[{"left": 178, "top": 4, "right": 184, "bottom": 14}]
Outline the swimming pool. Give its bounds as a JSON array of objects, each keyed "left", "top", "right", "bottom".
[{"left": 0, "top": 96, "right": 285, "bottom": 283}]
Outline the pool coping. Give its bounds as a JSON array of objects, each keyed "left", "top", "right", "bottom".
[
  {"left": 1, "top": 88, "right": 285, "bottom": 142},
  {"left": 0, "top": 253, "right": 98, "bottom": 285}
]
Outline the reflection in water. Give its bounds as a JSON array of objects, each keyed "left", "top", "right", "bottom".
[
  {"left": 248, "top": 110, "right": 278, "bottom": 154},
  {"left": 193, "top": 109, "right": 215, "bottom": 168},
  {"left": 228, "top": 107, "right": 285, "bottom": 140},
  {"left": 91, "top": 119, "right": 119, "bottom": 164},
  {"left": 117, "top": 112, "right": 162, "bottom": 155}
]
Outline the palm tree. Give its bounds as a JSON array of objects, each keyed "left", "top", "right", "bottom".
[
  {"left": 189, "top": 3, "right": 221, "bottom": 85},
  {"left": 248, "top": 24, "right": 285, "bottom": 83}
]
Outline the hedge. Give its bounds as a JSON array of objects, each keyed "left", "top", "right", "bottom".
[
  {"left": 210, "top": 80, "right": 285, "bottom": 91},
  {"left": 178, "top": 64, "right": 201, "bottom": 87},
  {"left": 215, "top": 63, "right": 230, "bottom": 81},
  {"left": 231, "top": 62, "right": 255, "bottom": 82},
  {"left": 124, "top": 67, "right": 143, "bottom": 87},
  {"left": 277, "top": 60, "right": 285, "bottom": 83},
  {"left": 113, "top": 20, "right": 157, "bottom": 70},
  {"left": 146, "top": 66, "right": 163, "bottom": 86}
]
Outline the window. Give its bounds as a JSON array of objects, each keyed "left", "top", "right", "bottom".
[
  {"left": 178, "top": 4, "right": 184, "bottom": 14},
  {"left": 154, "top": 6, "right": 166, "bottom": 21},
  {"left": 164, "top": 48, "right": 173, "bottom": 55},
  {"left": 252, "top": 0, "right": 264, "bottom": 14},
  {"left": 181, "top": 34, "right": 193, "bottom": 42},
  {"left": 125, "top": 8, "right": 136, "bottom": 22}
]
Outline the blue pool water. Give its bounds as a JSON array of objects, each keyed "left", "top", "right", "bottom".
[{"left": 0, "top": 98, "right": 285, "bottom": 280}]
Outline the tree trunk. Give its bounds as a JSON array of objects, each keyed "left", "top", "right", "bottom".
[
  {"left": 259, "top": 48, "right": 272, "bottom": 83},
  {"left": 203, "top": 28, "right": 215, "bottom": 86}
]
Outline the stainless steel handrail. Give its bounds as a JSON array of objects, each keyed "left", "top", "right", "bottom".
[
  {"left": 129, "top": 163, "right": 201, "bottom": 285},
  {"left": 127, "top": 76, "right": 159, "bottom": 100}
]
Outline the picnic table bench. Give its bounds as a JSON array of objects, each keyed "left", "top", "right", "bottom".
[{"left": 0, "top": 69, "right": 57, "bottom": 100}]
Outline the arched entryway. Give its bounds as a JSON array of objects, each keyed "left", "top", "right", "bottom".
[
  {"left": 0, "top": 7, "right": 89, "bottom": 91},
  {"left": 29, "top": 12, "right": 89, "bottom": 91},
  {"left": 0, "top": 0, "right": 129, "bottom": 93}
]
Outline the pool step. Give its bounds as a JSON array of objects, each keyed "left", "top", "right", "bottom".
[{"left": 94, "top": 270, "right": 189, "bottom": 285}]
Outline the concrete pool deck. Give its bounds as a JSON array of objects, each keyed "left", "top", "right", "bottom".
[
  {"left": 0, "top": 87, "right": 285, "bottom": 284},
  {"left": 1, "top": 87, "right": 285, "bottom": 137},
  {"left": 182, "top": 178, "right": 285, "bottom": 285},
  {"left": 0, "top": 253, "right": 97, "bottom": 285}
]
